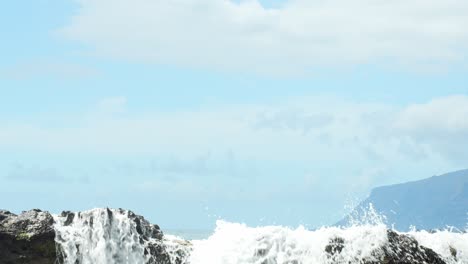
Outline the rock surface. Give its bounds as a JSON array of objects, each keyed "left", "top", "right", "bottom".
[
  {"left": 0, "top": 209, "right": 57, "bottom": 264},
  {"left": 324, "top": 230, "right": 449, "bottom": 264},
  {"left": 1, "top": 208, "right": 190, "bottom": 264}
]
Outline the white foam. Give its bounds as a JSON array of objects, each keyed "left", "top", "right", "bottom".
[
  {"left": 53, "top": 208, "right": 148, "bottom": 264},
  {"left": 51, "top": 208, "right": 468, "bottom": 264},
  {"left": 409, "top": 230, "right": 468, "bottom": 264},
  {"left": 188, "top": 220, "right": 388, "bottom": 264},
  {"left": 188, "top": 220, "right": 468, "bottom": 264}
]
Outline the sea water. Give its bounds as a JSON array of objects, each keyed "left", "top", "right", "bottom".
[{"left": 53, "top": 208, "right": 468, "bottom": 264}]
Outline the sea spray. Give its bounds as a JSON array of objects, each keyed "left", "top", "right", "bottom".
[
  {"left": 188, "top": 220, "right": 468, "bottom": 264},
  {"left": 188, "top": 221, "right": 388, "bottom": 264},
  {"left": 53, "top": 208, "right": 191, "bottom": 264},
  {"left": 409, "top": 230, "right": 468, "bottom": 264},
  {"left": 50, "top": 207, "right": 468, "bottom": 264}
]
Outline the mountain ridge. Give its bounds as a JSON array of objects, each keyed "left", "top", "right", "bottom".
[{"left": 338, "top": 169, "right": 468, "bottom": 231}]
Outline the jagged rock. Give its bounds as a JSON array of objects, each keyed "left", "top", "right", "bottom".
[
  {"left": 126, "top": 208, "right": 191, "bottom": 264},
  {"left": 0, "top": 210, "right": 15, "bottom": 222},
  {"left": 0, "top": 209, "right": 58, "bottom": 264},
  {"left": 124, "top": 208, "right": 164, "bottom": 240},
  {"left": 324, "top": 230, "right": 448, "bottom": 264},
  {"left": 379, "top": 230, "right": 447, "bottom": 264},
  {"left": 0, "top": 208, "right": 190, "bottom": 264},
  {"left": 60, "top": 211, "right": 75, "bottom": 226},
  {"left": 146, "top": 237, "right": 192, "bottom": 264}
]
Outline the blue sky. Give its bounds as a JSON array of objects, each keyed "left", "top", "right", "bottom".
[{"left": 1, "top": 0, "right": 468, "bottom": 229}]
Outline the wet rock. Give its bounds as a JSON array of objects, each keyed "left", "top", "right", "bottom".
[
  {"left": 379, "top": 230, "right": 446, "bottom": 264},
  {"left": 123, "top": 208, "right": 164, "bottom": 240},
  {"left": 1, "top": 208, "right": 190, "bottom": 264},
  {"left": 325, "top": 237, "right": 345, "bottom": 255},
  {"left": 449, "top": 246, "right": 457, "bottom": 260},
  {"left": 60, "top": 211, "right": 75, "bottom": 226},
  {"left": 120, "top": 209, "right": 190, "bottom": 263},
  {"left": 324, "top": 230, "right": 448, "bottom": 264},
  {"left": 146, "top": 240, "right": 190, "bottom": 264}
]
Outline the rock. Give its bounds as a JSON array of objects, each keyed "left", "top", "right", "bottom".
[
  {"left": 449, "top": 246, "right": 457, "bottom": 260},
  {"left": 324, "top": 230, "right": 448, "bottom": 264},
  {"left": 0, "top": 209, "right": 58, "bottom": 264},
  {"left": 325, "top": 237, "right": 345, "bottom": 255},
  {"left": 5, "top": 207, "right": 451, "bottom": 264},
  {"left": 0, "top": 208, "right": 191, "bottom": 264},
  {"left": 0, "top": 210, "right": 16, "bottom": 222},
  {"left": 146, "top": 238, "right": 192, "bottom": 264},
  {"left": 122, "top": 208, "right": 190, "bottom": 263},
  {"left": 123, "top": 208, "right": 164, "bottom": 240},
  {"left": 380, "top": 230, "right": 446, "bottom": 264},
  {"left": 60, "top": 211, "right": 75, "bottom": 226}
]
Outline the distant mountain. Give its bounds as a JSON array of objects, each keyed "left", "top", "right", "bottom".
[{"left": 338, "top": 169, "right": 468, "bottom": 231}]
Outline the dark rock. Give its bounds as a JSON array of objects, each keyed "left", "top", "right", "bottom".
[
  {"left": 324, "top": 230, "right": 448, "bottom": 264},
  {"left": 60, "top": 211, "right": 75, "bottom": 226},
  {"left": 449, "top": 246, "right": 457, "bottom": 261},
  {"left": 0, "top": 209, "right": 59, "bottom": 264},
  {"left": 325, "top": 237, "right": 345, "bottom": 255},
  {"left": 123, "top": 208, "right": 164, "bottom": 240},
  {"left": 120, "top": 208, "right": 190, "bottom": 263},
  {"left": 379, "top": 230, "right": 446, "bottom": 264}
]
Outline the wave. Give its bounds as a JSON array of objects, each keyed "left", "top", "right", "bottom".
[
  {"left": 52, "top": 208, "right": 468, "bottom": 264},
  {"left": 190, "top": 220, "right": 467, "bottom": 264}
]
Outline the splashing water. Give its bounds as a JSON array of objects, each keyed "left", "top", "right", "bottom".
[
  {"left": 51, "top": 207, "right": 468, "bottom": 264},
  {"left": 188, "top": 220, "right": 468, "bottom": 264},
  {"left": 344, "top": 203, "right": 388, "bottom": 227},
  {"left": 409, "top": 230, "right": 468, "bottom": 264},
  {"left": 189, "top": 220, "right": 389, "bottom": 264},
  {"left": 53, "top": 208, "right": 148, "bottom": 264}
]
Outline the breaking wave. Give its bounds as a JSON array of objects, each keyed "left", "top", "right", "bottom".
[
  {"left": 189, "top": 220, "right": 467, "bottom": 264},
  {"left": 52, "top": 208, "right": 468, "bottom": 264}
]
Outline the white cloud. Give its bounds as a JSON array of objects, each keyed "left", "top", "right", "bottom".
[
  {"left": 395, "top": 95, "right": 468, "bottom": 134},
  {"left": 0, "top": 95, "right": 464, "bottom": 170},
  {"left": 393, "top": 95, "right": 468, "bottom": 162},
  {"left": 0, "top": 95, "right": 465, "bottom": 164},
  {"left": 0, "top": 95, "right": 465, "bottom": 220},
  {"left": 61, "top": 0, "right": 468, "bottom": 74}
]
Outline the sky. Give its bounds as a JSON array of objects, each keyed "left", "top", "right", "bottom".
[{"left": 1, "top": 0, "right": 468, "bottom": 229}]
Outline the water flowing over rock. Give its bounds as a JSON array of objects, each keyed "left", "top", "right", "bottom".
[
  {"left": 1, "top": 208, "right": 467, "bottom": 264},
  {"left": 54, "top": 208, "right": 191, "bottom": 264},
  {"left": 0, "top": 208, "right": 190, "bottom": 264}
]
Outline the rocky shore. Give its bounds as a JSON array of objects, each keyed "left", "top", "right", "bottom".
[
  {"left": 0, "top": 209, "right": 189, "bottom": 264},
  {"left": 0, "top": 208, "right": 457, "bottom": 264}
]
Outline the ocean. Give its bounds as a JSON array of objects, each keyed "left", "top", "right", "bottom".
[{"left": 165, "top": 229, "right": 213, "bottom": 240}]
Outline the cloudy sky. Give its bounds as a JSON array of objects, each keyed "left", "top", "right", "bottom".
[{"left": 1, "top": 0, "right": 467, "bottom": 229}]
